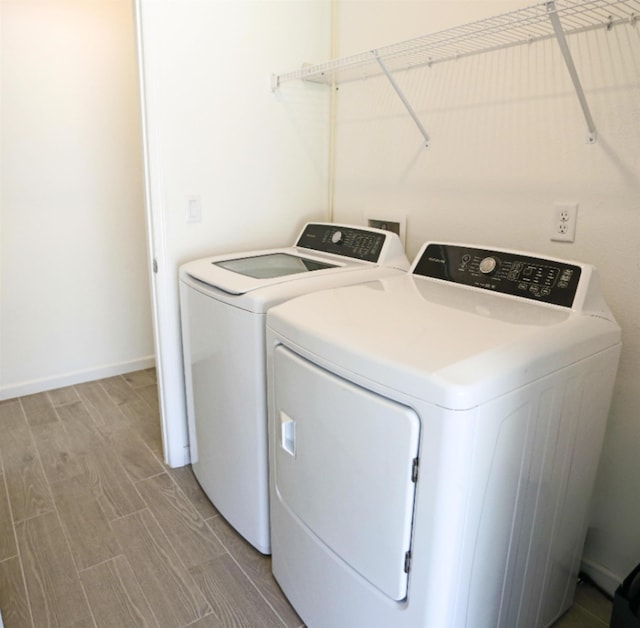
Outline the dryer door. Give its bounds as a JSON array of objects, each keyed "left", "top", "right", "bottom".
[{"left": 273, "top": 346, "right": 420, "bottom": 601}]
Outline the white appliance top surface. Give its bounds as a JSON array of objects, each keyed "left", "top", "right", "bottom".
[
  {"left": 179, "top": 222, "right": 409, "bottom": 297},
  {"left": 181, "top": 246, "right": 356, "bottom": 294},
  {"left": 267, "top": 272, "right": 621, "bottom": 409}
]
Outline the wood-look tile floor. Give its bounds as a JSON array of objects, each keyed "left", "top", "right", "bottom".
[
  {"left": 0, "top": 369, "right": 302, "bottom": 628},
  {"left": 0, "top": 368, "right": 613, "bottom": 628},
  {"left": 554, "top": 581, "right": 612, "bottom": 628}
]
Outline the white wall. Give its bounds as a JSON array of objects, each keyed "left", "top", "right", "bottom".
[
  {"left": 0, "top": 0, "right": 154, "bottom": 399},
  {"left": 136, "top": 0, "right": 331, "bottom": 466},
  {"left": 330, "top": 1, "right": 640, "bottom": 593}
]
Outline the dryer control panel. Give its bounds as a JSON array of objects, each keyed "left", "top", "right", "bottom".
[
  {"left": 414, "top": 243, "right": 582, "bottom": 308},
  {"left": 296, "top": 224, "right": 386, "bottom": 263}
]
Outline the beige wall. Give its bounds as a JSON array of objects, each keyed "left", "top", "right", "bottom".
[{"left": 0, "top": 0, "right": 154, "bottom": 398}]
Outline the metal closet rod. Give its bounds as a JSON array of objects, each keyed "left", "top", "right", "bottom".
[{"left": 272, "top": 0, "right": 640, "bottom": 145}]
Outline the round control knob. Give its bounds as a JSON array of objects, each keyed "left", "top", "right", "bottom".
[
  {"left": 479, "top": 256, "right": 498, "bottom": 274},
  {"left": 331, "top": 230, "right": 344, "bottom": 245}
]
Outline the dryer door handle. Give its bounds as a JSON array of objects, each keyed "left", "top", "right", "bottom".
[{"left": 280, "top": 412, "right": 296, "bottom": 457}]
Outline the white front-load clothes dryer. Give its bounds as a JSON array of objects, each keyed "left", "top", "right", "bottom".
[
  {"left": 179, "top": 223, "right": 408, "bottom": 554},
  {"left": 266, "top": 242, "right": 621, "bottom": 628}
]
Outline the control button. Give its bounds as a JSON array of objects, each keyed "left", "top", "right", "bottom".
[
  {"left": 508, "top": 261, "right": 524, "bottom": 281},
  {"left": 331, "top": 231, "right": 344, "bottom": 245},
  {"left": 479, "top": 256, "right": 498, "bottom": 275}
]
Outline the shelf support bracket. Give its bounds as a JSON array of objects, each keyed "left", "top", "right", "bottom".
[
  {"left": 546, "top": 1, "right": 598, "bottom": 144},
  {"left": 375, "top": 53, "right": 430, "bottom": 149}
]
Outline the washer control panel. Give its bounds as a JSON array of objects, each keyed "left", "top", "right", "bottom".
[
  {"left": 413, "top": 243, "right": 582, "bottom": 308},
  {"left": 296, "top": 223, "right": 386, "bottom": 262}
]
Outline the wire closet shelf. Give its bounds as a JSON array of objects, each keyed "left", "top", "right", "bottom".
[{"left": 273, "top": 0, "right": 640, "bottom": 88}]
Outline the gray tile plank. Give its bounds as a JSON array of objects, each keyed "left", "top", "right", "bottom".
[
  {"left": 120, "top": 396, "right": 158, "bottom": 420},
  {"left": 54, "top": 402, "right": 105, "bottom": 452},
  {"left": 55, "top": 398, "right": 97, "bottom": 426},
  {"left": 122, "top": 369, "right": 157, "bottom": 389},
  {"left": 16, "top": 511, "right": 93, "bottom": 627},
  {"left": 74, "top": 381, "right": 128, "bottom": 430},
  {"left": 111, "top": 509, "right": 211, "bottom": 628},
  {"left": 100, "top": 376, "right": 142, "bottom": 406},
  {"left": 136, "top": 384, "right": 160, "bottom": 413},
  {"left": 99, "top": 424, "right": 164, "bottom": 482},
  {"left": 573, "top": 580, "right": 613, "bottom": 622},
  {"left": 47, "top": 386, "right": 80, "bottom": 407},
  {"left": 50, "top": 475, "right": 121, "bottom": 571},
  {"left": 30, "top": 421, "right": 84, "bottom": 484},
  {"left": 20, "top": 392, "right": 59, "bottom": 427},
  {"left": 552, "top": 581, "right": 612, "bottom": 627},
  {"left": 0, "top": 555, "right": 32, "bottom": 628},
  {"left": 190, "top": 553, "right": 284, "bottom": 628},
  {"left": 80, "top": 555, "right": 160, "bottom": 628},
  {"left": 136, "top": 473, "right": 225, "bottom": 569},
  {"left": 119, "top": 399, "right": 164, "bottom": 457},
  {"left": 0, "top": 471, "right": 18, "bottom": 561},
  {"left": 78, "top": 445, "right": 145, "bottom": 521},
  {"left": 0, "top": 399, "right": 28, "bottom": 431},
  {"left": 0, "top": 425, "right": 54, "bottom": 523},
  {"left": 168, "top": 465, "right": 220, "bottom": 519},
  {"left": 118, "top": 396, "right": 160, "bottom": 426},
  {"left": 207, "top": 515, "right": 302, "bottom": 628},
  {"left": 181, "top": 613, "right": 221, "bottom": 627},
  {"left": 553, "top": 604, "right": 608, "bottom": 627}
]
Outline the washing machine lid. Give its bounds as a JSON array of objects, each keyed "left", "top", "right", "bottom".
[
  {"left": 267, "top": 244, "right": 621, "bottom": 410},
  {"left": 179, "top": 223, "right": 408, "bottom": 296},
  {"left": 181, "top": 248, "right": 360, "bottom": 295},
  {"left": 212, "top": 252, "right": 336, "bottom": 279}
]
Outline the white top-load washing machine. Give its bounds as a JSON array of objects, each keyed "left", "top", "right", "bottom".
[
  {"left": 266, "top": 242, "right": 621, "bottom": 628},
  {"left": 179, "top": 222, "right": 409, "bottom": 554}
]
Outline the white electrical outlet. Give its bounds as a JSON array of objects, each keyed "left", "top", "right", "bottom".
[{"left": 550, "top": 202, "right": 578, "bottom": 242}]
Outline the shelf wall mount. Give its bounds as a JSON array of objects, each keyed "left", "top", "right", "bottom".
[
  {"left": 374, "top": 53, "right": 431, "bottom": 149},
  {"left": 546, "top": 1, "right": 598, "bottom": 143}
]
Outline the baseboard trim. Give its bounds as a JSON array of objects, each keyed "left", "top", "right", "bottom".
[
  {"left": 581, "top": 557, "right": 624, "bottom": 597},
  {"left": 0, "top": 356, "right": 156, "bottom": 401}
]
